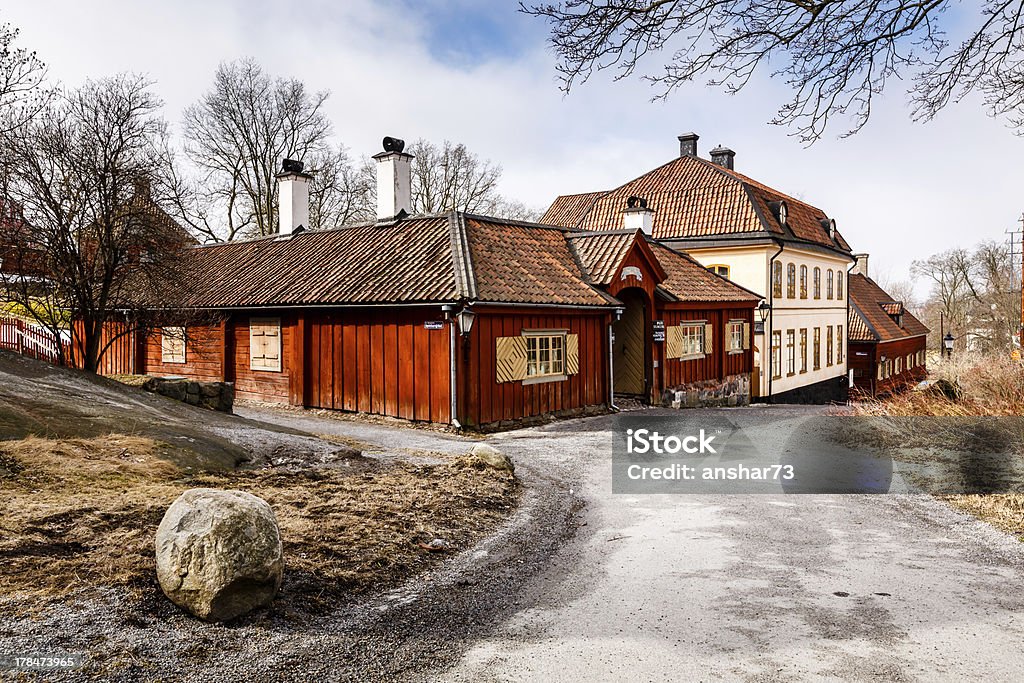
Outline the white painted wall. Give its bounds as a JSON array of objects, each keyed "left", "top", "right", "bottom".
[{"left": 682, "top": 242, "right": 852, "bottom": 398}]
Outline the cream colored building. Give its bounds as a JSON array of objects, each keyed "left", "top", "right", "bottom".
[{"left": 543, "top": 132, "right": 854, "bottom": 402}]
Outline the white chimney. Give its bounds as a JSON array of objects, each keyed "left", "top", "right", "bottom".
[
  {"left": 852, "top": 253, "right": 869, "bottom": 277},
  {"left": 623, "top": 196, "right": 654, "bottom": 235},
  {"left": 373, "top": 136, "right": 414, "bottom": 221},
  {"left": 276, "top": 158, "right": 311, "bottom": 237}
]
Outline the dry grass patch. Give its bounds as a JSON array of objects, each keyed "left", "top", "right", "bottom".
[
  {"left": 852, "top": 354, "right": 1024, "bottom": 540},
  {"left": 0, "top": 433, "right": 517, "bottom": 617},
  {"left": 944, "top": 494, "right": 1024, "bottom": 540}
]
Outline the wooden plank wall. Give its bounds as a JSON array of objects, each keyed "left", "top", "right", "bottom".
[
  {"left": 657, "top": 305, "right": 754, "bottom": 393},
  {"left": 460, "top": 307, "right": 610, "bottom": 427},
  {"left": 304, "top": 309, "right": 451, "bottom": 424},
  {"left": 143, "top": 324, "right": 223, "bottom": 381}
]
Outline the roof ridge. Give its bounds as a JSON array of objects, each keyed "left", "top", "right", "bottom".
[{"left": 449, "top": 211, "right": 477, "bottom": 300}]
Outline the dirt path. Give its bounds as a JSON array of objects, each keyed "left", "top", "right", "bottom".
[{"left": 448, "top": 406, "right": 1024, "bottom": 682}]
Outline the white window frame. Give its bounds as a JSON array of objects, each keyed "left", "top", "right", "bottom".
[
  {"left": 161, "top": 327, "right": 186, "bottom": 364},
  {"left": 786, "top": 330, "right": 796, "bottom": 376},
  {"left": 680, "top": 322, "right": 706, "bottom": 359},
  {"left": 727, "top": 320, "right": 744, "bottom": 353},
  {"left": 771, "top": 330, "right": 782, "bottom": 379},
  {"left": 525, "top": 331, "right": 566, "bottom": 379},
  {"left": 250, "top": 317, "right": 282, "bottom": 372}
]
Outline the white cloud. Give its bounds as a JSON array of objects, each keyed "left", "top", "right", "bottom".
[{"left": 5, "top": 0, "right": 1023, "bottom": 291}]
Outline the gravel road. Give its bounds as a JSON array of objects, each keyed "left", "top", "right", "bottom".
[{"left": 6, "top": 403, "right": 1024, "bottom": 682}]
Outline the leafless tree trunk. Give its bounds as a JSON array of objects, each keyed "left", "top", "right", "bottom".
[
  {"left": 523, "top": 1, "right": 1024, "bottom": 142},
  {"left": 0, "top": 74, "right": 193, "bottom": 372}
]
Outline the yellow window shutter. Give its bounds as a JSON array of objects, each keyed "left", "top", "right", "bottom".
[
  {"left": 565, "top": 334, "right": 580, "bottom": 375},
  {"left": 704, "top": 323, "right": 713, "bottom": 354},
  {"left": 495, "top": 336, "right": 529, "bottom": 383},
  {"left": 742, "top": 322, "right": 751, "bottom": 350},
  {"left": 666, "top": 325, "right": 683, "bottom": 360}
]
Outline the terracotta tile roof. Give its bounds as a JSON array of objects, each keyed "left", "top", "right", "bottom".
[
  {"left": 539, "top": 191, "right": 606, "bottom": 229},
  {"left": 566, "top": 231, "right": 636, "bottom": 285},
  {"left": 649, "top": 242, "right": 761, "bottom": 303},
  {"left": 848, "top": 273, "right": 929, "bottom": 343},
  {"left": 543, "top": 155, "right": 851, "bottom": 252},
  {"left": 175, "top": 213, "right": 616, "bottom": 309},
  {"left": 463, "top": 216, "right": 615, "bottom": 306}
]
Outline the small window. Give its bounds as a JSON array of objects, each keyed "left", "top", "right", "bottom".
[
  {"left": 771, "top": 331, "right": 782, "bottom": 379},
  {"left": 896, "top": 356, "right": 903, "bottom": 374},
  {"left": 250, "top": 317, "right": 282, "bottom": 372},
  {"left": 772, "top": 262, "right": 783, "bottom": 298},
  {"left": 707, "top": 264, "right": 730, "bottom": 278},
  {"left": 800, "top": 265, "right": 808, "bottom": 299},
  {"left": 799, "top": 328, "right": 808, "bottom": 373},
  {"left": 728, "top": 320, "right": 744, "bottom": 352},
  {"left": 813, "top": 328, "right": 821, "bottom": 370},
  {"left": 526, "top": 333, "right": 565, "bottom": 378},
  {"left": 836, "top": 271, "right": 844, "bottom": 300},
  {"left": 837, "top": 325, "right": 844, "bottom": 364},
  {"left": 786, "top": 263, "right": 796, "bottom": 299},
  {"left": 680, "top": 323, "right": 706, "bottom": 358},
  {"left": 813, "top": 267, "right": 821, "bottom": 299},
  {"left": 826, "top": 326, "right": 834, "bottom": 366},
  {"left": 826, "top": 270, "right": 834, "bottom": 299},
  {"left": 161, "top": 327, "right": 186, "bottom": 364},
  {"left": 786, "top": 330, "right": 796, "bottom": 376}
]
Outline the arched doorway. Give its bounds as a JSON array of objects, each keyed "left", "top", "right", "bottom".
[{"left": 613, "top": 288, "right": 648, "bottom": 398}]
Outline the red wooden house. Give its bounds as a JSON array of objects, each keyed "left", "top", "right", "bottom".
[
  {"left": 847, "top": 255, "right": 929, "bottom": 396},
  {"left": 98, "top": 144, "right": 759, "bottom": 429}
]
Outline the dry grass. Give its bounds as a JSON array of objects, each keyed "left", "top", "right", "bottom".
[
  {"left": 0, "top": 434, "right": 516, "bottom": 617},
  {"left": 854, "top": 353, "right": 1024, "bottom": 417},
  {"left": 944, "top": 494, "right": 1024, "bottom": 540},
  {"left": 853, "top": 354, "right": 1024, "bottom": 541}
]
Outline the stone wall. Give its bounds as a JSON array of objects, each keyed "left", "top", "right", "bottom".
[
  {"left": 660, "top": 372, "right": 750, "bottom": 409},
  {"left": 142, "top": 377, "right": 234, "bottom": 413}
]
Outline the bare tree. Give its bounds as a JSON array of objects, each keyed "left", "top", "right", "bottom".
[
  {"left": 911, "top": 241, "right": 1021, "bottom": 352},
  {"left": 0, "top": 20, "right": 47, "bottom": 133},
  {"left": 357, "top": 138, "right": 537, "bottom": 219},
  {"left": 306, "top": 144, "right": 375, "bottom": 229},
  {"left": 523, "top": 1, "right": 1024, "bottom": 142},
  {"left": 181, "top": 59, "right": 334, "bottom": 240},
  {"left": 0, "top": 75, "right": 193, "bottom": 371}
]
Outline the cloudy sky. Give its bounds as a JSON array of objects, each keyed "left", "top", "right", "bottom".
[{"left": 5, "top": 0, "right": 1022, "bottom": 291}]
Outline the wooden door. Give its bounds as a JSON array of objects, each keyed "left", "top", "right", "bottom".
[{"left": 613, "top": 292, "right": 646, "bottom": 395}]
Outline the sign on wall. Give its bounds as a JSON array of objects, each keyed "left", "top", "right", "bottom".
[
  {"left": 424, "top": 321, "right": 444, "bottom": 330},
  {"left": 652, "top": 320, "right": 665, "bottom": 343}
]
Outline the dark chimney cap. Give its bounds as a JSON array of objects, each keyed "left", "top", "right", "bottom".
[
  {"left": 282, "top": 158, "right": 304, "bottom": 174},
  {"left": 382, "top": 136, "right": 406, "bottom": 153},
  {"left": 626, "top": 196, "right": 649, "bottom": 210},
  {"left": 710, "top": 145, "right": 736, "bottom": 170},
  {"left": 678, "top": 132, "right": 699, "bottom": 158}
]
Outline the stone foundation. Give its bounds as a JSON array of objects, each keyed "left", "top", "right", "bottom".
[
  {"left": 660, "top": 373, "right": 750, "bottom": 409},
  {"left": 142, "top": 377, "right": 234, "bottom": 413}
]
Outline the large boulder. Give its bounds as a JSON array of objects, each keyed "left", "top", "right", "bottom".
[
  {"left": 155, "top": 488, "right": 283, "bottom": 622},
  {"left": 464, "top": 443, "right": 514, "bottom": 473}
]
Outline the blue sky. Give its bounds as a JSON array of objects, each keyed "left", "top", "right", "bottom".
[{"left": 3, "top": 1, "right": 1022, "bottom": 294}]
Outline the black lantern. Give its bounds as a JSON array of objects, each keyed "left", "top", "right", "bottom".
[
  {"left": 757, "top": 301, "right": 772, "bottom": 323},
  {"left": 457, "top": 307, "right": 476, "bottom": 337},
  {"left": 943, "top": 332, "right": 954, "bottom": 357}
]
